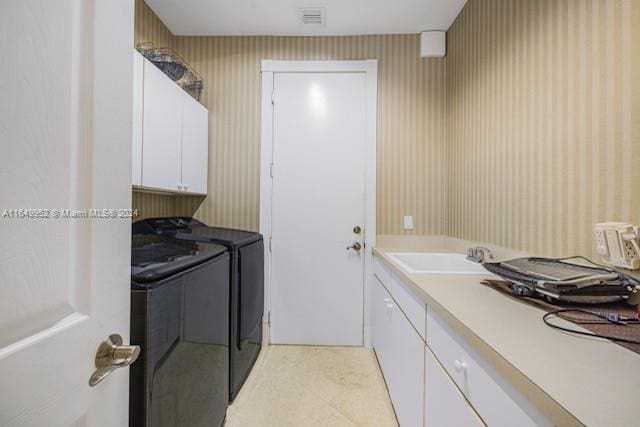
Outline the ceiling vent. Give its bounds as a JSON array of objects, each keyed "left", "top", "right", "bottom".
[{"left": 299, "top": 8, "right": 325, "bottom": 26}]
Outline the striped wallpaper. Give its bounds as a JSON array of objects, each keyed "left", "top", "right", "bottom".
[
  {"left": 133, "top": 0, "right": 640, "bottom": 259},
  {"left": 446, "top": 0, "right": 640, "bottom": 259},
  {"left": 172, "top": 35, "right": 447, "bottom": 233},
  {"left": 134, "top": 0, "right": 172, "bottom": 48},
  {"left": 133, "top": 0, "right": 448, "bottom": 234}
]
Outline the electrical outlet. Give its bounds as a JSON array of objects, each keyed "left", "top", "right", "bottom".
[
  {"left": 403, "top": 215, "right": 414, "bottom": 230},
  {"left": 594, "top": 222, "right": 640, "bottom": 270}
]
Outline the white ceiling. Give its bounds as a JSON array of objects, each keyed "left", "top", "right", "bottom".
[{"left": 145, "top": 0, "right": 468, "bottom": 36}]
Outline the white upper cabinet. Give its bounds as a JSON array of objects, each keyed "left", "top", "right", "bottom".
[
  {"left": 132, "top": 53, "right": 208, "bottom": 194},
  {"left": 141, "top": 56, "right": 183, "bottom": 192},
  {"left": 132, "top": 50, "right": 144, "bottom": 186},
  {"left": 181, "top": 90, "right": 208, "bottom": 194}
]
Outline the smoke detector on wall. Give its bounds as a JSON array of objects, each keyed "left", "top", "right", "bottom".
[{"left": 299, "top": 7, "right": 326, "bottom": 26}]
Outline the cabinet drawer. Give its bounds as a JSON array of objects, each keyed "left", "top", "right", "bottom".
[
  {"left": 390, "top": 274, "right": 426, "bottom": 341},
  {"left": 426, "top": 311, "right": 551, "bottom": 427},
  {"left": 373, "top": 256, "right": 392, "bottom": 288},
  {"left": 425, "top": 348, "right": 484, "bottom": 427}
]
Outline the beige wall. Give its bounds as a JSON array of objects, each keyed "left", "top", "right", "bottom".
[
  {"left": 134, "top": 0, "right": 172, "bottom": 48},
  {"left": 133, "top": 0, "right": 640, "bottom": 259},
  {"left": 173, "top": 35, "right": 447, "bottom": 234},
  {"left": 446, "top": 0, "right": 640, "bottom": 259},
  {"left": 132, "top": 1, "right": 448, "bottom": 234}
]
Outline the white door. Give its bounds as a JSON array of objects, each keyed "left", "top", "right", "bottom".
[
  {"left": 270, "top": 72, "right": 367, "bottom": 345},
  {"left": 0, "top": 1, "right": 134, "bottom": 425},
  {"left": 142, "top": 57, "right": 183, "bottom": 192},
  {"left": 181, "top": 92, "right": 209, "bottom": 194}
]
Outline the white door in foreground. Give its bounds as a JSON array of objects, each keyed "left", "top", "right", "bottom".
[
  {"left": 270, "top": 72, "right": 367, "bottom": 345},
  {"left": 0, "top": 1, "right": 134, "bottom": 425}
]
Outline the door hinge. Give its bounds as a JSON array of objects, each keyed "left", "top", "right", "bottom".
[
  {"left": 271, "top": 90, "right": 275, "bottom": 105},
  {"left": 267, "top": 311, "right": 271, "bottom": 325},
  {"left": 269, "top": 236, "right": 272, "bottom": 252},
  {"left": 269, "top": 162, "right": 274, "bottom": 178}
]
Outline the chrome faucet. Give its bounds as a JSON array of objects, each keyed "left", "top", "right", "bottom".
[{"left": 466, "top": 246, "right": 494, "bottom": 264}]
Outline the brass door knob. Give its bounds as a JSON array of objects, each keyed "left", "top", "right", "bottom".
[
  {"left": 347, "top": 242, "right": 362, "bottom": 251},
  {"left": 89, "top": 334, "right": 140, "bottom": 386},
  {"left": 353, "top": 226, "right": 362, "bottom": 234}
]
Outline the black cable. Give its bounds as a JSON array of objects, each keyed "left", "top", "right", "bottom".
[{"left": 543, "top": 309, "right": 640, "bottom": 345}]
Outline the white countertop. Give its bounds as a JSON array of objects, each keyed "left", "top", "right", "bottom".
[{"left": 374, "top": 237, "right": 640, "bottom": 427}]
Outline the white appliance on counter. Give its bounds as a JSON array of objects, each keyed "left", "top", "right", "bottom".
[
  {"left": 132, "top": 50, "right": 208, "bottom": 195},
  {"left": 594, "top": 222, "right": 640, "bottom": 270}
]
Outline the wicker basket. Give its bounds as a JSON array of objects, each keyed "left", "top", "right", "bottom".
[{"left": 136, "top": 42, "right": 203, "bottom": 101}]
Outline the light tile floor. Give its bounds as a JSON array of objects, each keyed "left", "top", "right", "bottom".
[{"left": 226, "top": 345, "right": 398, "bottom": 427}]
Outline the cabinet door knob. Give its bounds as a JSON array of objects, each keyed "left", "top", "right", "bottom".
[{"left": 454, "top": 359, "right": 468, "bottom": 373}]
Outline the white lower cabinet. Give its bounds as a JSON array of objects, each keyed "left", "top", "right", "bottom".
[
  {"left": 373, "top": 255, "right": 550, "bottom": 427},
  {"left": 426, "top": 311, "right": 551, "bottom": 427},
  {"left": 425, "top": 349, "right": 484, "bottom": 427},
  {"left": 373, "top": 278, "right": 424, "bottom": 427},
  {"left": 372, "top": 277, "right": 392, "bottom": 374}
]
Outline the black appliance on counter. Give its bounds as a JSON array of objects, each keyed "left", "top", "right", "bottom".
[
  {"left": 133, "top": 217, "right": 264, "bottom": 402},
  {"left": 130, "top": 233, "right": 230, "bottom": 427}
]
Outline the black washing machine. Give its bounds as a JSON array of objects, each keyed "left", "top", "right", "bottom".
[
  {"left": 133, "top": 217, "right": 264, "bottom": 402},
  {"left": 130, "top": 233, "right": 229, "bottom": 426}
]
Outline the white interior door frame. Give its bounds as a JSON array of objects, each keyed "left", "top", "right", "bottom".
[{"left": 259, "top": 60, "right": 378, "bottom": 347}]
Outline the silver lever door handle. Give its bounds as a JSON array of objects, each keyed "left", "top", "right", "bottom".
[
  {"left": 347, "top": 242, "right": 362, "bottom": 251},
  {"left": 89, "top": 334, "right": 140, "bottom": 386}
]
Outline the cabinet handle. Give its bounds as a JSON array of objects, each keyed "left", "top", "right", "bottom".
[{"left": 453, "top": 359, "right": 468, "bottom": 373}]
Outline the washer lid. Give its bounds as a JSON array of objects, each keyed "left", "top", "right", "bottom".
[
  {"left": 134, "top": 217, "right": 262, "bottom": 248},
  {"left": 131, "top": 234, "right": 227, "bottom": 284}
]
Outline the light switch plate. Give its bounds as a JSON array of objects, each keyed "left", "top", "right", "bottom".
[{"left": 403, "top": 215, "right": 414, "bottom": 230}]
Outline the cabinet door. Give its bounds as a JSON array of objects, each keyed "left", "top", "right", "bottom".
[
  {"left": 386, "top": 295, "right": 425, "bottom": 427},
  {"left": 425, "top": 349, "right": 484, "bottom": 427},
  {"left": 181, "top": 91, "right": 208, "bottom": 194},
  {"left": 372, "top": 278, "right": 391, "bottom": 376},
  {"left": 142, "top": 58, "right": 183, "bottom": 192},
  {"left": 131, "top": 50, "right": 144, "bottom": 186}
]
